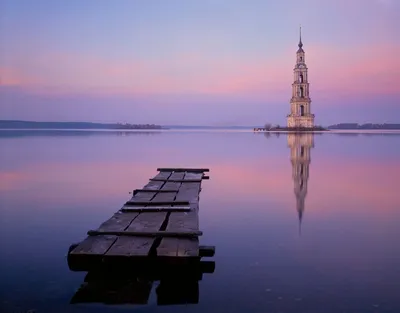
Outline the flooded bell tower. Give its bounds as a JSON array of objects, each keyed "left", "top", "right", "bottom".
[{"left": 287, "top": 27, "right": 315, "bottom": 128}]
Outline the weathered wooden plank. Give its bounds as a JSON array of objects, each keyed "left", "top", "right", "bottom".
[
  {"left": 177, "top": 238, "right": 199, "bottom": 257},
  {"left": 125, "top": 200, "right": 189, "bottom": 206},
  {"left": 183, "top": 173, "right": 203, "bottom": 180},
  {"left": 87, "top": 230, "right": 203, "bottom": 237},
  {"left": 143, "top": 195, "right": 174, "bottom": 233},
  {"left": 142, "top": 180, "right": 166, "bottom": 191},
  {"left": 131, "top": 185, "right": 176, "bottom": 202},
  {"left": 181, "top": 181, "right": 201, "bottom": 191},
  {"left": 106, "top": 236, "right": 154, "bottom": 256},
  {"left": 150, "top": 192, "right": 177, "bottom": 203},
  {"left": 161, "top": 181, "right": 181, "bottom": 191},
  {"left": 153, "top": 171, "right": 172, "bottom": 179},
  {"left": 189, "top": 203, "right": 199, "bottom": 213},
  {"left": 157, "top": 168, "right": 209, "bottom": 173},
  {"left": 121, "top": 206, "right": 190, "bottom": 212},
  {"left": 175, "top": 183, "right": 201, "bottom": 203},
  {"left": 70, "top": 235, "right": 117, "bottom": 255},
  {"left": 126, "top": 212, "right": 167, "bottom": 232},
  {"left": 166, "top": 211, "right": 199, "bottom": 232},
  {"left": 157, "top": 237, "right": 179, "bottom": 257},
  {"left": 157, "top": 211, "right": 199, "bottom": 258},
  {"left": 157, "top": 172, "right": 199, "bottom": 258},
  {"left": 85, "top": 211, "right": 167, "bottom": 264},
  {"left": 133, "top": 189, "right": 179, "bottom": 194},
  {"left": 157, "top": 237, "right": 199, "bottom": 257},
  {"left": 96, "top": 212, "right": 139, "bottom": 232},
  {"left": 130, "top": 191, "right": 156, "bottom": 201},
  {"left": 169, "top": 172, "right": 185, "bottom": 180},
  {"left": 104, "top": 213, "right": 167, "bottom": 257}
]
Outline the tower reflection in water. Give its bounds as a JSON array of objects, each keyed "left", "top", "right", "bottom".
[{"left": 287, "top": 133, "right": 314, "bottom": 235}]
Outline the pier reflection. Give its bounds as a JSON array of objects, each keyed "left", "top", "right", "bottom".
[
  {"left": 287, "top": 133, "right": 314, "bottom": 235},
  {"left": 70, "top": 261, "right": 215, "bottom": 306}
]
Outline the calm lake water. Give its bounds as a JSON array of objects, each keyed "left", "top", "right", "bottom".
[{"left": 1, "top": 129, "right": 400, "bottom": 313}]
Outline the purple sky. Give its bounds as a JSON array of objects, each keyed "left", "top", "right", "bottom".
[{"left": 0, "top": 0, "right": 399, "bottom": 126}]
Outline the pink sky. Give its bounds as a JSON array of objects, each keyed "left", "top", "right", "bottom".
[
  {"left": 2, "top": 43, "right": 398, "bottom": 96},
  {"left": 1, "top": 0, "right": 399, "bottom": 125}
]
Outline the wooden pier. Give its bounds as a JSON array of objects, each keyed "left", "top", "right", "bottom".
[{"left": 67, "top": 167, "right": 215, "bottom": 305}]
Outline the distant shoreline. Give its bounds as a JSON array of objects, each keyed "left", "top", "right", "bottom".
[
  {"left": 0, "top": 120, "right": 399, "bottom": 130},
  {"left": 0, "top": 120, "right": 166, "bottom": 130},
  {"left": 327, "top": 123, "right": 400, "bottom": 130}
]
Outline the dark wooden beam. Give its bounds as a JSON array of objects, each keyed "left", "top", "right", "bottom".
[
  {"left": 157, "top": 168, "right": 209, "bottom": 173},
  {"left": 87, "top": 230, "right": 203, "bottom": 237},
  {"left": 133, "top": 189, "right": 179, "bottom": 195},
  {"left": 121, "top": 206, "right": 191, "bottom": 212},
  {"left": 199, "top": 245, "right": 215, "bottom": 257},
  {"left": 125, "top": 200, "right": 190, "bottom": 206},
  {"left": 149, "top": 179, "right": 202, "bottom": 183}
]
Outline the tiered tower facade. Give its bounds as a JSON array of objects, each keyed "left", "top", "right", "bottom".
[{"left": 287, "top": 28, "right": 315, "bottom": 128}]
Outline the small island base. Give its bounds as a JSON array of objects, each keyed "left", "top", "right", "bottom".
[{"left": 253, "top": 126, "right": 329, "bottom": 132}]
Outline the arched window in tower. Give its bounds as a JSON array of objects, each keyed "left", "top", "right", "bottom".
[
  {"left": 300, "top": 87, "right": 304, "bottom": 98},
  {"left": 300, "top": 105, "right": 305, "bottom": 116},
  {"left": 300, "top": 56, "right": 303, "bottom": 62},
  {"left": 299, "top": 74, "right": 303, "bottom": 83},
  {"left": 300, "top": 146, "right": 305, "bottom": 157},
  {"left": 300, "top": 164, "right": 304, "bottom": 175}
]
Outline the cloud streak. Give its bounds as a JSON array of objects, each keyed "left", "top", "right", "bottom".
[{"left": 1, "top": 41, "right": 399, "bottom": 99}]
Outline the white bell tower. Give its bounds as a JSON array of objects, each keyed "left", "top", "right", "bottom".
[{"left": 287, "top": 27, "right": 315, "bottom": 128}]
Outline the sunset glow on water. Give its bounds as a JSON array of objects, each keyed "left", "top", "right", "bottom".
[{"left": 1, "top": 130, "right": 399, "bottom": 312}]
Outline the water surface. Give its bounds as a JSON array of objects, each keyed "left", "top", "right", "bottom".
[{"left": 1, "top": 130, "right": 399, "bottom": 313}]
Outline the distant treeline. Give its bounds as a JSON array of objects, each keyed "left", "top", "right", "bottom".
[
  {"left": 0, "top": 129, "right": 162, "bottom": 138},
  {"left": 0, "top": 120, "right": 164, "bottom": 129},
  {"left": 328, "top": 123, "right": 400, "bottom": 130}
]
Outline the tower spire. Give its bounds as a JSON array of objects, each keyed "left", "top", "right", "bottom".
[{"left": 299, "top": 25, "right": 303, "bottom": 48}]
